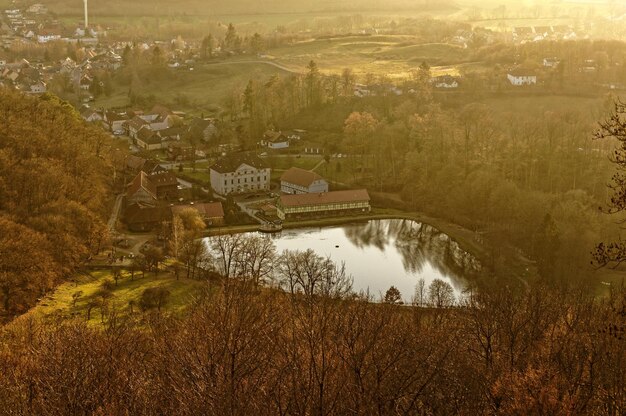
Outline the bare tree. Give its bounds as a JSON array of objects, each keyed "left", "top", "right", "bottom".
[
  {"left": 277, "top": 249, "right": 353, "bottom": 299},
  {"left": 412, "top": 278, "right": 426, "bottom": 306},
  {"left": 428, "top": 279, "right": 455, "bottom": 308},
  {"left": 210, "top": 234, "right": 245, "bottom": 278},
  {"left": 235, "top": 236, "right": 276, "bottom": 285}
]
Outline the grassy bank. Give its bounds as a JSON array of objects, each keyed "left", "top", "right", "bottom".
[{"left": 26, "top": 269, "right": 207, "bottom": 327}]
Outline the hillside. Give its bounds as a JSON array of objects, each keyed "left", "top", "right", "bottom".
[{"left": 0, "top": 90, "right": 112, "bottom": 320}]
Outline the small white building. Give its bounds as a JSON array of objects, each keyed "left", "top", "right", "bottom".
[
  {"left": 507, "top": 71, "right": 537, "bottom": 86},
  {"left": 280, "top": 167, "right": 328, "bottom": 195},
  {"left": 263, "top": 130, "right": 289, "bottom": 149},
  {"left": 28, "top": 81, "right": 46, "bottom": 94},
  {"left": 37, "top": 32, "right": 61, "bottom": 43},
  {"left": 210, "top": 154, "right": 271, "bottom": 196}
]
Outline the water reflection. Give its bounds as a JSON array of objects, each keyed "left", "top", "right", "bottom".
[{"left": 268, "top": 219, "right": 482, "bottom": 302}]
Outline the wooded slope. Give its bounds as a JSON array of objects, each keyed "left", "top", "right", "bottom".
[{"left": 0, "top": 89, "right": 110, "bottom": 318}]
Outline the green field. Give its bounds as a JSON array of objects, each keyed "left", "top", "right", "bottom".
[
  {"left": 25, "top": 269, "right": 207, "bottom": 327},
  {"left": 94, "top": 61, "right": 291, "bottom": 112}
]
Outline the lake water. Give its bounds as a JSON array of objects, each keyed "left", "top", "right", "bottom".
[{"left": 265, "top": 219, "right": 481, "bottom": 302}]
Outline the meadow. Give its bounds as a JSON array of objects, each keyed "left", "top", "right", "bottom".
[
  {"left": 26, "top": 269, "right": 207, "bottom": 327},
  {"left": 95, "top": 61, "right": 291, "bottom": 112}
]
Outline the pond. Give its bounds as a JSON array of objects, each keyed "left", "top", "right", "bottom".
[{"left": 263, "top": 219, "right": 482, "bottom": 303}]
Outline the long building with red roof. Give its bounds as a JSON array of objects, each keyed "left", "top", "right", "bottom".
[{"left": 277, "top": 189, "right": 370, "bottom": 220}]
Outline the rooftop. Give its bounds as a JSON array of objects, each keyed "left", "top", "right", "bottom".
[
  {"left": 210, "top": 153, "right": 269, "bottom": 174},
  {"left": 280, "top": 167, "right": 324, "bottom": 188},
  {"left": 280, "top": 189, "right": 370, "bottom": 208},
  {"left": 171, "top": 202, "right": 224, "bottom": 219},
  {"left": 127, "top": 171, "right": 157, "bottom": 200}
]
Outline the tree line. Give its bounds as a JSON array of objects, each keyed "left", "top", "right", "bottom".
[{"left": 0, "top": 266, "right": 624, "bottom": 415}]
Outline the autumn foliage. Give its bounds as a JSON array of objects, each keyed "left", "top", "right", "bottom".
[{"left": 0, "top": 90, "right": 110, "bottom": 318}]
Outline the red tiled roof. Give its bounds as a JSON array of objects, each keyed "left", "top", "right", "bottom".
[
  {"left": 125, "top": 202, "right": 167, "bottom": 225},
  {"left": 280, "top": 167, "right": 324, "bottom": 188},
  {"left": 125, "top": 155, "right": 146, "bottom": 171},
  {"left": 279, "top": 189, "right": 370, "bottom": 208},
  {"left": 171, "top": 202, "right": 224, "bottom": 218},
  {"left": 128, "top": 115, "right": 149, "bottom": 130},
  {"left": 126, "top": 171, "right": 157, "bottom": 200},
  {"left": 150, "top": 171, "right": 178, "bottom": 188}
]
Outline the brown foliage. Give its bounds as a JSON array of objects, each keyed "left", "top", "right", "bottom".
[{"left": 0, "top": 90, "right": 110, "bottom": 318}]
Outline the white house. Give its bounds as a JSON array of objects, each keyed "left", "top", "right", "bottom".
[
  {"left": 210, "top": 154, "right": 271, "bottom": 196},
  {"left": 280, "top": 167, "right": 329, "bottom": 195},
  {"left": 507, "top": 71, "right": 537, "bottom": 86},
  {"left": 28, "top": 81, "right": 46, "bottom": 94},
  {"left": 263, "top": 130, "right": 289, "bottom": 149},
  {"left": 139, "top": 105, "right": 177, "bottom": 131}
]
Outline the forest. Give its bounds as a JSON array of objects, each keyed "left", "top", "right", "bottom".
[
  {"left": 1, "top": 271, "right": 625, "bottom": 415},
  {"left": 0, "top": 90, "right": 111, "bottom": 318}
]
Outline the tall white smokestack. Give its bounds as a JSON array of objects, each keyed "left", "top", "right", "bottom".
[{"left": 84, "top": 0, "right": 88, "bottom": 29}]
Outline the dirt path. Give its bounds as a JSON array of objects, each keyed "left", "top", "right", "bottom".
[
  {"left": 202, "top": 59, "right": 303, "bottom": 74},
  {"left": 107, "top": 194, "right": 124, "bottom": 232}
]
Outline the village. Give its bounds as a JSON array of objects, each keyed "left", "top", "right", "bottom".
[{"left": 2, "top": 1, "right": 626, "bottom": 262}]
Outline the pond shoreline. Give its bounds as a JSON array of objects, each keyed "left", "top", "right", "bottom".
[{"left": 203, "top": 208, "right": 536, "bottom": 287}]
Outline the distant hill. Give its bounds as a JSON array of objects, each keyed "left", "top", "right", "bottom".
[{"left": 41, "top": 0, "right": 455, "bottom": 17}]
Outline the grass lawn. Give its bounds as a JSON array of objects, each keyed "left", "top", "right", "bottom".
[
  {"left": 28, "top": 269, "right": 207, "bottom": 327},
  {"left": 179, "top": 169, "right": 211, "bottom": 183}
]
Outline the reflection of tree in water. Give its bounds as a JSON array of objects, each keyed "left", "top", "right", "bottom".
[
  {"left": 344, "top": 219, "right": 482, "bottom": 287},
  {"left": 343, "top": 220, "right": 393, "bottom": 251}
]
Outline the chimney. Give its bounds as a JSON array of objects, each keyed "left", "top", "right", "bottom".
[{"left": 84, "top": 0, "right": 88, "bottom": 29}]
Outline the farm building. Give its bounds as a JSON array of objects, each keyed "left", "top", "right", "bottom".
[{"left": 277, "top": 189, "right": 371, "bottom": 220}]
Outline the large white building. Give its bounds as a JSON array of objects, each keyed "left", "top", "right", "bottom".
[
  {"left": 280, "top": 167, "right": 328, "bottom": 195},
  {"left": 210, "top": 154, "right": 270, "bottom": 195}
]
